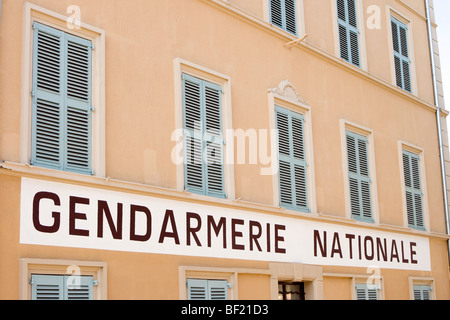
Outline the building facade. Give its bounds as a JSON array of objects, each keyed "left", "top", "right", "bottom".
[{"left": 0, "top": 0, "right": 449, "bottom": 300}]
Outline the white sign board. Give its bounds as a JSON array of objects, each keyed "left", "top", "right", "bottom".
[{"left": 20, "top": 178, "right": 431, "bottom": 271}]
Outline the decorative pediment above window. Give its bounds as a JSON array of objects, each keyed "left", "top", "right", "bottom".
[{"left": 269, "top": 80, "right": 309, "bottom": 105}]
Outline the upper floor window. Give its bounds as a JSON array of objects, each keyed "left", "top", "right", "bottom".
[
  {"left": 355, "top": 284, "right": 379, "bottom": 300},
  {"left": 270, "top": 0, "right": 298, "bottom": 35},
  {"left": 182, "top": 74, "right": 226, "bottom": 198},
  {"left": 31, "top": 22, "right": 93, "bottom": 175},
  {"left": 276, "top": 106, "right": 309, "bottom": 213},
  {"left": 346, "top": 131, "right": 373, "bottom": 223},
  {"left": 391, "top": 17, "right": 411, "bottom": 92},
  {"left": 402, "top": 150, "right": 425, "bottom": 230},
  {"left": 336, "top": 0, "right": 360, "bottom": 67}
]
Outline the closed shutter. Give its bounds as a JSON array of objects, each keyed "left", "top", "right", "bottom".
[
  {"left": 413, "top": 285, "right": 432, "bottom": 300},
  {"left": 276, "top": 107, "right": 309, "bottom": 212},
  {"left": 346, "top": 131, "right": 372, "bottom": 222},
  {"left": 391, "top": 17, "right": 411, "bottom": 92},
  {"left": 337, "top": 0, "right": 360, "bottom": 67},
  {"left": 31, "top": 22, "right": 92, "bottom": 175},
  {"left": 270, "top": 0, "right": 297, "bottom": 35},
  {"left": 31, "top": 274, "right": 94, "bottom": 300},
  {"left": 187, "top": 279, "right": 228, "bottom": 300},
  {"left": 183, "top": 74, "right": 225, "bottom": 199},
  {"left": 402, "top": 151, "right": 425, "bottom": 230},
  {"left": 355, "top": 284, "right": 378, "bottom": 300}
]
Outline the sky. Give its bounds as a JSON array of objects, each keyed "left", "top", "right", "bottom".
[{"left": 435, "top": 0, "right": 450, "bottom": 109}]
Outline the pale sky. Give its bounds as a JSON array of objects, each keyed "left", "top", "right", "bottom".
[{"left": 435, "top": 0, "right": 450, "bottom": 109}]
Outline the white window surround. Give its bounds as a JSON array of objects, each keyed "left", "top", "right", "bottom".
[
  {"left": 19, "top": 258, "right": 107, "bottom": 300},
  {"left": 20, "top": 2, "right": 106, "bottom": 177},
  {"left": 408, "top": 276, "right": 435, "bottom": 300},
  {"left": 397, "top": 141, "right": 430, "bottom": 231},
  {"left": 173, "top": 58, "right": 235, "bottom": 200},
  {"left": 340, "top": 120, "right": 380, "bottom": 224},
  {"left": 263, "top": 0, "right": 306, "bottom": 37},
  {"left": 386, "top": 6, "right": 418, "bottom": 95},
  {"left": 268, "top": 80, "right": 317, "bottom": 216},
  {"left": 331, "top": 0, "right": 368, "bottom": 71}
]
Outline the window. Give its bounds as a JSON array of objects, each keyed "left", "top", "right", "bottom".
[
  {"left": 346, "top": 131, "right": 372, "bottom": 222},
  {"left": 30, "top": 274, "right": 94, "bottom": 300},
  {"left": 402, "top": 150, "right": 425, "bottom": 230},
  {"left": 355, "top": 284, "right": 378, "bottom": 300},
  {"left": 182, "top": 74, "right": 225, "bottom": 198},
  {"left": 276, "top": 107, "right": 309, "bottom": 212},
  {"left": 270, "top": 0, "right": 297, "bottom": 35},
  {"left": 413, "top": 285, "right": 432, "bottom": 300},
  {"left": 278, "top": 282, "right": 305, "bottom": 300},
  {"left": 391, "top": 17, "right": 411, "bottom": 92},
  {"left": 336, "top": 0, "right": 360, "bottom": 67},
  {"left": 187, "top": 279, "right": 228, "bottom": 300},
  {"left": 31, "top": 22, "right": 93, "bottom": 175}
]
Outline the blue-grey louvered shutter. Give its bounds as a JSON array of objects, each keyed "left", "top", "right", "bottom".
[
  {"left": 346, "top": 131, "right": 372, "bottom": 222},
  {"left": 31, "top": 275, "right": 64, "bottom": 300},
  {"left": 187, "top": 279, "right": 228, "bottom": 300},
  {"left": 31, "top": 22, "right": 92, "bottom": 175},
  {"left": 355, "top": 284, "right": 378, "bottom": 300},
  {"left": 413, "top": 285, "right": 431, "bottom": 300},
  {"left": 276, "top": 107, "right": 309, "bottom": 212},
  {"left": 31, "top": 274, "right": 94, "bottom": 300},
  {"left": 403, "top": 151, "right": 425, "bottom": 230},
  {"left": 182, "top": 74, "right": 225, "bottom": 198},
  {"left": 337, "top": 0, "right": 360, "bottom": 67},
  {"left": 270, "top": 0, "right": 297, "bottom": 36},
  {"left": 391, "top": 17, "right": 411, "bottom": 92}
]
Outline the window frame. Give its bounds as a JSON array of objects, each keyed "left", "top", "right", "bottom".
[
  {"left": 173, "top": 58, "right": 235, "bottom": 201},
  {"left": 386, "top": 7, "right": 417, "bottom": 95},
  {"left": 20, "top": 2, "right": 106, "bottom": 177},
  {"left": 268, "top": 81, "right": 317, "bottom": 216},
  {"left": 340, "top": 120, "right": 379, "bottom": 224},
  {"left": 19, "top": 258, "right": 107, "bottom": 300},
  {"left": 398, "top": 141, "right": 430, "bottom": 231},
  {"left": 331, "top": 0, "right": 367, "bottom": 71}
]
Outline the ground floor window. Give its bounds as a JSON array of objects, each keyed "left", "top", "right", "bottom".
[
  {"left": 31, "top": 274, "right": 95, "bottom": 300},
  {"left": 187, "top": 279, "right": 229, "bottom": 300},
  {"left": 278, "top": 282, "right": 306, "bottom": 300}
]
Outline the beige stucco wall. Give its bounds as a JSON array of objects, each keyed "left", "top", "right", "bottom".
[{"left": 0, "top": 0, "right": 449, "bottom": 300}]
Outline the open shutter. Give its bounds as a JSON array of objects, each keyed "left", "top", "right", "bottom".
[
  {"left": 403, "top": 151, "right": 425, "bottom": 230},
  {"left": 183, "top": 74, "right": 225, "bottom": 198},
  {"left": 337, "top": 0, "right": 360, "bottom": 67},
  {"left": 276, "top": 107, "right": 309, "bottom": 212},
  {"left": 31, "top": 275, "right": 64, "bottom": 300},
  {"left": 391, "top": 18, "right": 411, "bottom": 92},
  {"left": 31, "top": 22, "right": 92, "bottom": 175},
  {"left": 355, "top": 284, "right": 378, "bottom": 300},
  {"left": 346, "top": 131, "right": 372, "bottom": 222},
  {"left": 270, "top": 0, "right": 297, "bottom": 35}
]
